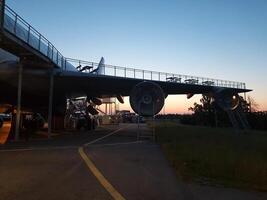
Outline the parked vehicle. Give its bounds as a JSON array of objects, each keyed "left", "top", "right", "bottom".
[
  {"left": 0, "top": 113, "right": 11, "bottom": 121},
  {"left": 21, "top": 112, "right": 45, "bottom": 130}
]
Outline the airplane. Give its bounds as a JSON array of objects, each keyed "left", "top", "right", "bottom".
[{"left": 0, "top": 1, "right": 251, "bottom": 135}]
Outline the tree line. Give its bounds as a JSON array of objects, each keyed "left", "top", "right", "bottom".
[{"left": 156, "top": 95, "right": 267, "bottom": 131}]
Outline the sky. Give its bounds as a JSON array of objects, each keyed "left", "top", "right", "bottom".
[{"left": 5, "top": 0, "right": 267, "bottom": 113}]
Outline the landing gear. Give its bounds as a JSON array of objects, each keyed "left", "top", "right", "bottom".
[{"left": 76, "top": 116, "right": 97, "bottom": 131}]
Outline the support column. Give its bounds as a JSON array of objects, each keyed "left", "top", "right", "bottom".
[
  {"left": 105, "top": 104, "right": 107, "bottom": 115},
  {"left": 214, "top": 109, "right": 218, "bottom": 127},
  {"left": 15, "top": 63, "right": 22, "bottom": 141},
  {"left": 47, "top": 69, "right": 54, "bottom": 138}
]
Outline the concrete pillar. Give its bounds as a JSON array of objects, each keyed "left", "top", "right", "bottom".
[
  {"left": 47, "top": 69, "right": 54, "bottom": 138},
  {"left": 14, "top": 63, "right": 22, "bottom": 141}
]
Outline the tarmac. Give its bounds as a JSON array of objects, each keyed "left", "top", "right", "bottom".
[{"left": 0, "top": 123, "right": 267, "bottom": 200}]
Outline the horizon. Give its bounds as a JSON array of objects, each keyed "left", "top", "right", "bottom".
[{"left": 6, "top": 0, "right": 267, "bottom": 113}]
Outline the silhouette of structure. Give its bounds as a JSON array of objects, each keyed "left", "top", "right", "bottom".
[{"left": 0, "top": 1, "right": 251, "bottom": 140}]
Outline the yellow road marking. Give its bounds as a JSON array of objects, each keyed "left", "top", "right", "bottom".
[
  {"left": 79, "top": 127, "right": 126, "bottom": 200},
  {"left": 90, "top": 140, "right": 144, "bottom": 147},
  {"left": 79, "top": 147, "right": 125, "bottom": 200},
  {"left": 84, "top": 127, "right": 125, "bottom": 146}
]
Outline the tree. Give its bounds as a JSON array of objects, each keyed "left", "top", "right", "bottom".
[
  {"left": 188, "top": 102, "right": 203, "bottom": 113},
  {"left": 188, "top": 94, "right": 261, "bottom": 128},
  {"left": 188, "top": 95, "right": 217, "bottom": 126},
  {"left": 247, "top": 96, "right": 259, "bottom": 112},
  {"left": 188, "top": 95, "right": 215, "bottom": 113}
]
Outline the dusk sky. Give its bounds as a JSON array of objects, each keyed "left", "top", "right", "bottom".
[{"left": 6, "top": 0, "right": 267, "bottom": 113}]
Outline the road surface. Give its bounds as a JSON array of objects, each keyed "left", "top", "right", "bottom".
[{"left": 0, "top": 123, "right": 266, "bottom": 200}]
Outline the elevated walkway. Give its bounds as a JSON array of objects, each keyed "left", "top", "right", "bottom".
[
  {"left": 66, "top": 58, "right": 247, "bottom": 90},
  {"left": 0, "top": 4, "right": 65, "bottom": 68},
  {"left": 0, "top": 2, "right": 247, "bottom": 91}
]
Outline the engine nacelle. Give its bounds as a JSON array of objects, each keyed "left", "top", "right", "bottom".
[
  {"left": 129, "top": 81, "right": 165, "bottom": 116},
  {"left": 214, "top": 89, "right": 240, "bottom": 111},
  {"left": 89, "top": 97, "right": 102, "bottom": 106}
]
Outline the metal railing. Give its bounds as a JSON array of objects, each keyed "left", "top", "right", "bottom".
[
  {"left": 3, "top": 5, "right": 66, "bottom": 68},
  {"left": 65, "top": 58, "right": 246, "bottom": 90},
  {"left": 2, "top": 4, "right": 246, "bottom": 90}
]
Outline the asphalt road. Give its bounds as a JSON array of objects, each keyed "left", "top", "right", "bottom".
[
  {"left": 0, "top": 126, "right": 116, "bottom": 200},
  {"left": 0, "top": 123, "right": 267, "bottom": 200}
]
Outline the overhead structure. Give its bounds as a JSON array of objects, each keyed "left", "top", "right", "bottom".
[{"left": 0, "top": 1, "right": 252, "bottom": 139}]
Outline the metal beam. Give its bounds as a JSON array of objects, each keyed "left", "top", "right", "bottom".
[
  {"left": 2, "top": 31, "right": 53, "bottom": 65},
  {"left": 15, "top": 63, "right": 22, "bottom": 141},
  {"left": 48, "top": 69, "right": 54, "bottom": 138}
]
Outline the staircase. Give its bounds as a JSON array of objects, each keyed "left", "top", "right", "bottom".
[{"left": 226, "top": 106, "right": 250, "bottom": 130}]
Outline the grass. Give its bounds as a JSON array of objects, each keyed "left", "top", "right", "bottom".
[{"left": 154, "top": 121, "right": 267, "bottom": 191}]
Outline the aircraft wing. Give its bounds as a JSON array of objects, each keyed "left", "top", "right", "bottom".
[{"left": 55, "top": 70, "right": 250, "bottom": 99}]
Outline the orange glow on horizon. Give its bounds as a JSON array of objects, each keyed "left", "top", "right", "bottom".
[
  {"left": 118, "top": 95, "right": 201, "bottom": 114},
  {"left": 118, "top": 94, "right": 267, "bottom": 114}
]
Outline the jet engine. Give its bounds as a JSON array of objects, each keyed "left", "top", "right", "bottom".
[
  {"left": 89, "top": 97, "right": 102, "bottom": 106},
  {"left": 129, "top": 81, "right": 165, "bottom": 116},
  {"left": 213, "top": 89, "right": 240, "bottom": 111}
]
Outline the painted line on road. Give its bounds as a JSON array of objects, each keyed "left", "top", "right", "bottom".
[
  {"left": 0, "top": 145, "right": 78, "bottom": 152},
  {"left": 79, "top": 127, "right": 126, "bottom": 200},
  {"left": 90, "top": 140, "right": 145, "bottom": 147},
  {"left": 79, "top": 147, "right": 125, "bottom": 200},
  {"left": 83, "top": 127, "right": 125, "bottom": 146}
]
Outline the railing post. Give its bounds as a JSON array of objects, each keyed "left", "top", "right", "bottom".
[
  {"left": 134, "top": 69, "right": 135, "bottom": 78},
  {"left": 124, "top": 67, "right": 126, "bottom": 77},
  {"left": 60, "top": 55, "right": 64, "bottom": 70},
  {"left": 151, "top": 71, "right": 152, "bottom": 80},
  {"left": 114, "top": 66, "right": 116, "bottom": 76},
  {"left": 143, "top": 70, "right": 144, "bottom": 79},
  {"left": 51, "top": 46, "right": 54, "bottom": 61},
  {"left": 38, "top": 34, "right": 41, "bottom": 50},
  {"left": 14, "top": 14, "right": 17, "bottom": 34},
  {"left": 56, "top": 51, "right": 59, "bottom": 65},
  {"left": 47, "top": 42, "right": 50, "bottom": 58},
  {"left": 27, "top": 26, "right": 30, "bottom": 43}
]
